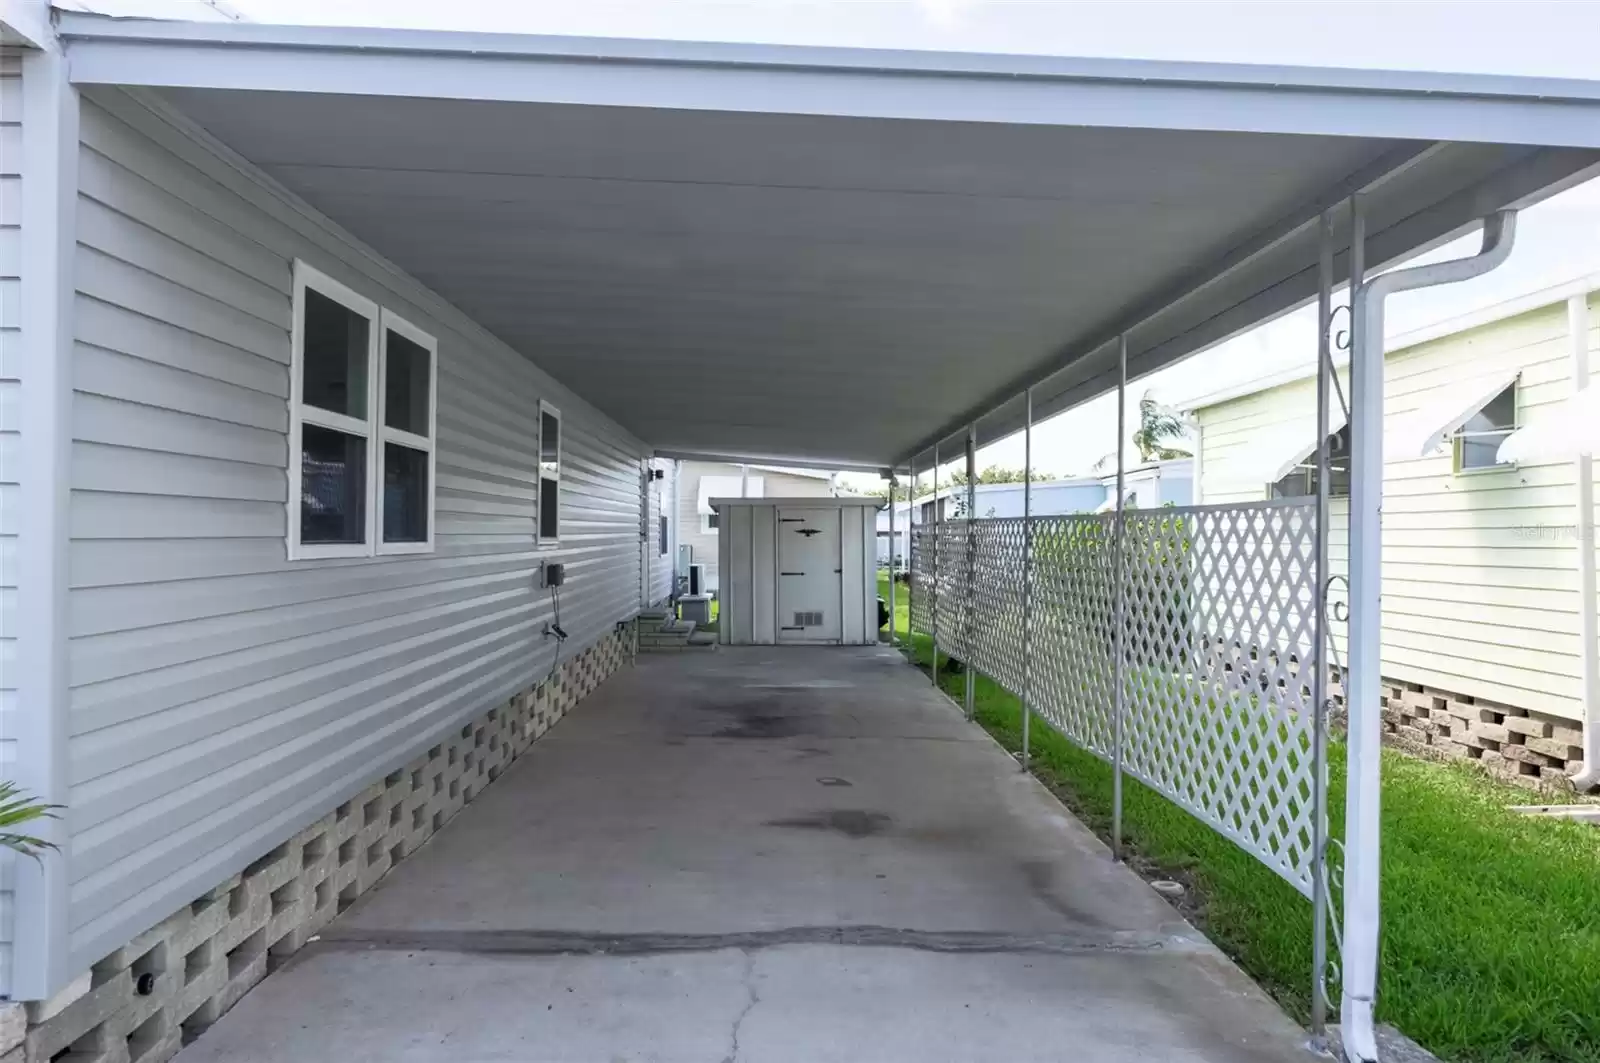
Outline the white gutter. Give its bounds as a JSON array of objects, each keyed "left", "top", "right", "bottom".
[{"left": 1568, "top": 295, "right": 1600, "bottom": 791}]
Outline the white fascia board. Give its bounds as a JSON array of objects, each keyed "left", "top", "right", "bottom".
[
  {"left": 53, "top": 13, "right": 1600, "bottom": 148},
  {"left": 0, "top": 0, "right": 54, "bottom": 49}
]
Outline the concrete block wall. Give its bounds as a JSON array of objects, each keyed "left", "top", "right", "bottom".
[{"left": 11, "top": 627, "right": 634, "bottom": 1063}]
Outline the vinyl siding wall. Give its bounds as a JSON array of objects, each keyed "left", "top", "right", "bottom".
[
  {"left": 675, "top": 462, "right": 833, "bottom": 592},
  {"left": 61, "top": 88, "right": 652, "bottom": 982},
  {"left": 0, "top": 47, "right": 23, "bottom": 997},
  {"left": 647, "top": 457, "right": 675, "bottom": 606},
  {"left": 1196, "top": 295, "right": 1598, "bottom": 723}
]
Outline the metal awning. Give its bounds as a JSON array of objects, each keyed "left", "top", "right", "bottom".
[
  {"left": 54, "top": 13, "right": 1600, "bottom": 471},
  {"left": 1226, "top": 405, "right": 1352, "bottom": 489},
  {"left": 1499, "top": 384, "right": 1600, "bottom": 462},
  {"left": 1389, "top": 367, "right": 1521, "bottom": 459}
]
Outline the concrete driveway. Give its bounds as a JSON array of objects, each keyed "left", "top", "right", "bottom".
[{"left": 176, "top": 646, "right": 1318, "bottom": 1063}]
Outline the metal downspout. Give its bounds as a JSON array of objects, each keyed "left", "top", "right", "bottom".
[
  {"left": 1567, "top": 294, "right": 1600, "bottom": 791},
  {"left": 1111, "top": 334, "right": 1128, "bottom": 861},
  {"left": 1343, "top": 209, "right": 1517, "bottom": 1063}
]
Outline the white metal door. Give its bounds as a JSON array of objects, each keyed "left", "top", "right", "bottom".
[{"left": 776, "top": 508, "right": 842, "bottom": 643}]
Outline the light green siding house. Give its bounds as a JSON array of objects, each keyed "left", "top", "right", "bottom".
[{"left": 1189, "top": 279, "right": 1599, "bottom": 788}]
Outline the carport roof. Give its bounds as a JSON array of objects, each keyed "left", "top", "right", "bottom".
[{"left": 55, "top": 13, "right": 1600, "bottom": 472}]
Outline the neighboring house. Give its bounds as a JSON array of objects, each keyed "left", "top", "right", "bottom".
[
  {"left": 675, "top": 461, "right": 836, "bottom": 592},
  {"left": 1186, "top": 277, "right": 1599, "bottom": 785},
  {"left": 877, "top": 463, "right": 1193, "bottom": 564}
]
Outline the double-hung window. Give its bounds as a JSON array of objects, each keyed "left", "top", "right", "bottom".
[{"left": 288, "top": 261, "right": 437, "bottom": 559}]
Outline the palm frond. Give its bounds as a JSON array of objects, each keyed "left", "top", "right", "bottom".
[{"left": 0, "top": 782, "right": 60, "bottom": 862}]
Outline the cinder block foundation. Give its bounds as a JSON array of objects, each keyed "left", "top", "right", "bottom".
[
  {"left": 8, "top": 627, "right": 634, "bottom": 1063},
  {"left": 1329, "top": 672, "right": 1587, "bottom": 793}
]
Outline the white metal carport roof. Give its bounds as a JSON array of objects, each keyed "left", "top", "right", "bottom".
[{"left": 54, "top": 13, "right": 1600, "bottom": 472}]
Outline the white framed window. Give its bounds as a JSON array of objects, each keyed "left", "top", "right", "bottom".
[
  {"left": 1454, "top": 380, "right": 1518, "bottom": 473},
  {"left": 702, "top": 512, "right": 720, "bottom": 534},
  {"left": 287, "top": 261, "right": 438, "bottom": 560},
  {"left": 288, "top": 262, "right": 380, "bottom": 560},
  {"left": 538, "top": 401, "right": 562, "bottom": 544},
  {"left": 1269, "top": 426, "right": 1352, "bottom": 500},
  {"left": 377, "top": 309, "right": 438, "bottom": 554}
]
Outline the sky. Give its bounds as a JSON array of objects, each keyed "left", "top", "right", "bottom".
[{"left": 71, "top": 0, "right": 1600, "bottom": 489}]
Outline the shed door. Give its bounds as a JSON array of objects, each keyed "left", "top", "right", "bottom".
[{"left": 776, "top": 508, "right": 843, "bottom": 644}]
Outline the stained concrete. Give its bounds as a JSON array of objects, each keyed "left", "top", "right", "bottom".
[{"left": 177, "top": 646, "right": 1320, "bottom": 1063}]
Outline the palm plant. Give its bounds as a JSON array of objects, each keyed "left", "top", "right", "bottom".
[
  {"left": 0, "top": 782, "right": 59, "bottom": 861},
  {"left": 1095, "top": 390, "right": 1193, "bottom": 471}
]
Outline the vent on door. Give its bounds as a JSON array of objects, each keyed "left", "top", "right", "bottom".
[{"left": 793, "top": 610, "right": 825, "bottom": 628}]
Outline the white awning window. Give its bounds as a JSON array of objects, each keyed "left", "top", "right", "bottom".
[
  {"left": 697, "top": 474, "right": 764, "bottom": 514},
  {"left": 1233, "top": 405, "right": 1351, "bottom": 488},
  {"left": 1389, "top": 368, "right": 1520, "bottom": 460},
  {"left": 1498, "top": 385, "right": 1600, "bottom": 463}
]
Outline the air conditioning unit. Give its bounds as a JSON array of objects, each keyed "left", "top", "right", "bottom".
[{"left": 688, "top": 563, "right": 707, "bottom": 597}]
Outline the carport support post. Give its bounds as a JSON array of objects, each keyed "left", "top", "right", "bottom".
[
  {"left": 1021, "top": 388, "right": 1034, "bottom": 772},
  {"left": 887, "top": 471, "right": 898, "bottom": 649},
  {"left": 908, "top": 459, "right": 920, "bottom": 663},
  {"left": 932, "top": 441, "right": 941, "bottom": 689},
  {"left": 1112, "top": 333, "right": 1128, "bottom": 862},
  {"left": 1310, "top": 208, "right": 1334, "bottom": 1042},
  {"left": 964, "top": 424, "right": 978, "bottom": 721}
]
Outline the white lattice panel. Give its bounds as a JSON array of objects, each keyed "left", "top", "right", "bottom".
[
  {"left": 1121, "top": 501, "right": 1320, "bottom": 896},
  {"left": 908, "top": 501, "right": 1322, "bottom": 897}
]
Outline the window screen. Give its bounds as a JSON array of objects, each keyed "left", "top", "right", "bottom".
[{"left": 1456, "top": 382, "right": 1517, "bottom": 471}]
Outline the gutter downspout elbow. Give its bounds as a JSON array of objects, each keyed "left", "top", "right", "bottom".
[{"left": 1344, "top": 209, "right": 1517, "bottom": 1063}]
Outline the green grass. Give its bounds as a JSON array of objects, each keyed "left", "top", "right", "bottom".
[{"left": 877, "top": 574, "right": 1600, "bottom": 1063}]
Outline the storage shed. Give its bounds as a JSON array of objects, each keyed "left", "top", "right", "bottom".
[{"left": 713, "top": 497, "right": 885, "bottom": 646}]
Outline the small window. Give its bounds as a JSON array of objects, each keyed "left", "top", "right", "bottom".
[
  {"left": 1454, "top": 381, "right": 1518, "bottom": 472},
  {"left": 289, "top": 263, "right": 379, "bottom": 559},
  {"left": 703, "top": 511, "right": 720, "bottom": 533},
  {"left": 659, "top": 515, "right": 669, "bottom": 556},
  {"left": 1270, "top": 426, "right": 1352, "bottom": 499},
  {"left": 538, "top": 402, "right": 561, "bottom": 544},
  {"left": 377, "top": 311, "right": 437, "bottom": 554}
]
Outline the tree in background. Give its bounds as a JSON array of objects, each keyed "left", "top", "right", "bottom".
[{"left": 1095, "top": 390, "right": 1192, "bottom": 471}]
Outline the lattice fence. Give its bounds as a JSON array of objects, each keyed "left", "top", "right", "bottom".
[{"left": 909, "top": 500, "right": 1321, "bottom": 896}]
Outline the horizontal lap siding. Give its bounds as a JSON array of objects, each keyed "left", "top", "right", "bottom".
[
  {"left": 648, "top": 458, "right": 675, "bottom": 606},
  {"left": 0, "top": 47, "right": 23, "bottom": 997},
  {"left": 1196, "top": 297, "right": 1597, "bottom": 722},
  {"left": 63, "top": 91, "right": 649, "bottom": 972}
]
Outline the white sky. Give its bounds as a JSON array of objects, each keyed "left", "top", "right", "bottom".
[{"left": 77, "top": 0, "right": 1600, "bottom": 487}]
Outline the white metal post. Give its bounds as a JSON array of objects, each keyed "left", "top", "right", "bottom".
[
  {"left": 887, "top": 471, "right": 898, "bottom": 649},
  {"left": 1344, "top": 206, "right": 1516, "bottom": 1063},
  {"left": 1310, "top": 208, "right": 1334, "bottom": 1041},
  {"left": 964, "top": 423, "right": 978, "bottom": 721},
  {"left": 1022, "top": 388, "right": 1034, "bottom": 773},
  {"left": 1569, "top": 295, "right": 1600, "bottom": 791},
  {"left": 1112, "top": 334, "right": 1129, "bottom": 861},
  {"left": 932, "top": 441, "right": 941, "bottom": 688},
  {"left": 908, "top": 459, "right": 919, "bottom": 663}
]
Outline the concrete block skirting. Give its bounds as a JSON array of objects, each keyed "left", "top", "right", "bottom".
[
  {"left": 6, "top": 626, "right": 635, "bottom": 1063},
  {"left": 1328, "top": 672, "right": 1587, "bottom": 792}
]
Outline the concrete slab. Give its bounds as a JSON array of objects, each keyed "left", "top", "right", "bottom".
[{"left": 176, "top": 646, "right": 1319, "bottom": 1063}]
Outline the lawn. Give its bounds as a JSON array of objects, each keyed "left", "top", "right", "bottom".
[{"left": 878, "top": 574, "right": 1600, "bottom": 1063}]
